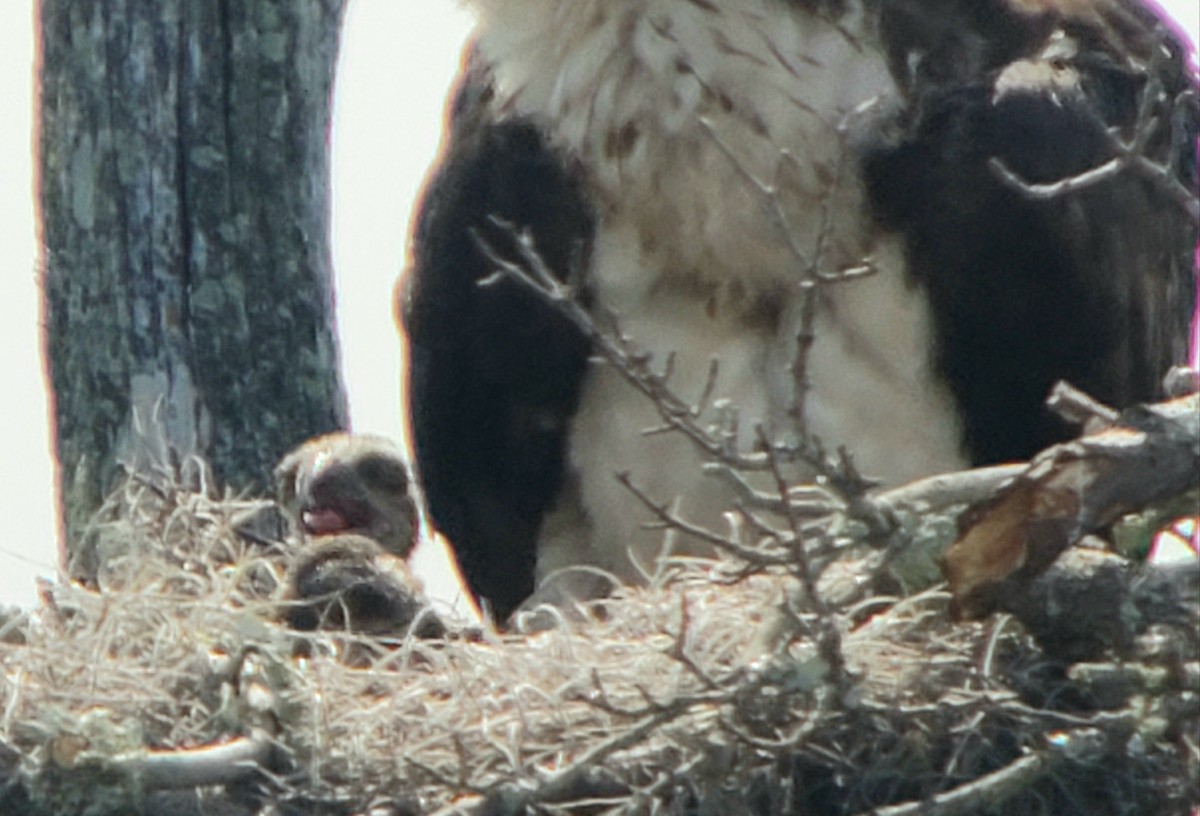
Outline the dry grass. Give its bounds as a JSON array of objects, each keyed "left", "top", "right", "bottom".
[{"left": 0, "top": 464, "right": 1195, "bottom": 816}]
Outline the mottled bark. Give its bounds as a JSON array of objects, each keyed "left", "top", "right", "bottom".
[{"left": 40, "top": 0, "right": 350, "bottom": 578}]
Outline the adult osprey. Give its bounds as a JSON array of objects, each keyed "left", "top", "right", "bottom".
[{"left": 402, "top": 0, "right": 1197, "bottom": 621}]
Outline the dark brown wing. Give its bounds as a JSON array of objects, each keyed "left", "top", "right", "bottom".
[
  {"left": 867, "top": 0, "right": 1197, "bottom": 464},
  {"left": 401, "top": 49, "right": 596, "bottom": 622}
]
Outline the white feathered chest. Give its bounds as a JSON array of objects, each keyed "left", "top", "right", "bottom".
[
  {"left": 406, "top": 0, "right": 1196, "bottom": 619},
  {"left": 461, "top": 0, "right": 965, "bottom": 589},
  {"left": 471, "top": 0, "right": 895, "bottom": 292}
]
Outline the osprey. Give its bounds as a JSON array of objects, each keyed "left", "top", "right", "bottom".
[{"left": 402, "top": 0, "right": 1198, "bottom": 622}]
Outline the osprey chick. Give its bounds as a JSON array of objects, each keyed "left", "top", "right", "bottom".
[{"left": 403, "top": 0, "right": 1198, "bottom": 622}]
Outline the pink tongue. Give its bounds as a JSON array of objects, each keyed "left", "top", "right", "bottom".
[{"left": 302, "top": 507, "right": 350, "bottom": 535}]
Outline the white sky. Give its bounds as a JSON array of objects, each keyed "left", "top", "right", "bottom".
[{"left": 0, "top": 2, "right": 1197, "bottom": 608}]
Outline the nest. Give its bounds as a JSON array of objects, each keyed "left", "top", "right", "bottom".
[{"left": 0, "top": 456, "right": 1196, "bottom": 816}]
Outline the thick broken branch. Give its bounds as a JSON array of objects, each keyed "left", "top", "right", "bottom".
[{"left": 944, "top": 392, "right": 1199, "bottom": 620}]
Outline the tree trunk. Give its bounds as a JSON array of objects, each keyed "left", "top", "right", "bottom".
[{"left": 40, "top": 0, "right": 350, "bottom": 579}]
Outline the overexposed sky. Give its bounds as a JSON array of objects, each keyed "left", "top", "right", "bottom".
[{"left": 0, "top": 2, "right": 1197, "bottom": 607}]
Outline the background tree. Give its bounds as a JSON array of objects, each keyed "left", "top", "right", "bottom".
[{"left": 39, "top": 0, "right": 350, "bottom": 579}]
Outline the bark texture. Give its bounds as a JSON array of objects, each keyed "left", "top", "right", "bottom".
[{"left": 40, "top": 0, "right": 349, "bottom": 578}]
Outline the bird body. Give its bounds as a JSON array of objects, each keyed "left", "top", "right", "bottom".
[{"left": 403, "top": 0, "right": 1197, "bottom": 621}]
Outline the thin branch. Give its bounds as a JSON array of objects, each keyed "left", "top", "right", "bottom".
[
  {"left": 756, "top": 426, "right": 826, "bottom": 612},
  {"left": 473, "top": 224, "right": 778, "bottom": 472},
  {"left": 699, "top": 118, "right": 812, "bottom": 270},
  {"left": 988, "top": 73, "right": 1199, "bottom": 222},
  {"left": 615, "top": 471, "right": 793, "bottom": 567},
  {"left": 525, "top": 693, "right": 724, "bottom": 808},
  {"left": 855, "top": 734, "right": 1104, "bottom": 816}
]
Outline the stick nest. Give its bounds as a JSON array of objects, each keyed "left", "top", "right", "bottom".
[{"left": 0, "top": 462, "right": 1195, "bottom": 816}]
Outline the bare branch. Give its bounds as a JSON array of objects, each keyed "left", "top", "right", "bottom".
[
  {"left": 855, "top": 733, "right": 1104, "bottom": 816},
  {"left": 473, "top": 223, "right": 791, "bottom": 471},
  {"left": 615, "top": 471, "right": 794, "bottom": 567},
  {"left": 988, "top": 74, "right": 1199, "bottom": 222}
]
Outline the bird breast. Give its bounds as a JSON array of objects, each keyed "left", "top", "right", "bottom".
[{"left": 468, "top": 0, "right": 899, "bottom": 299}]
